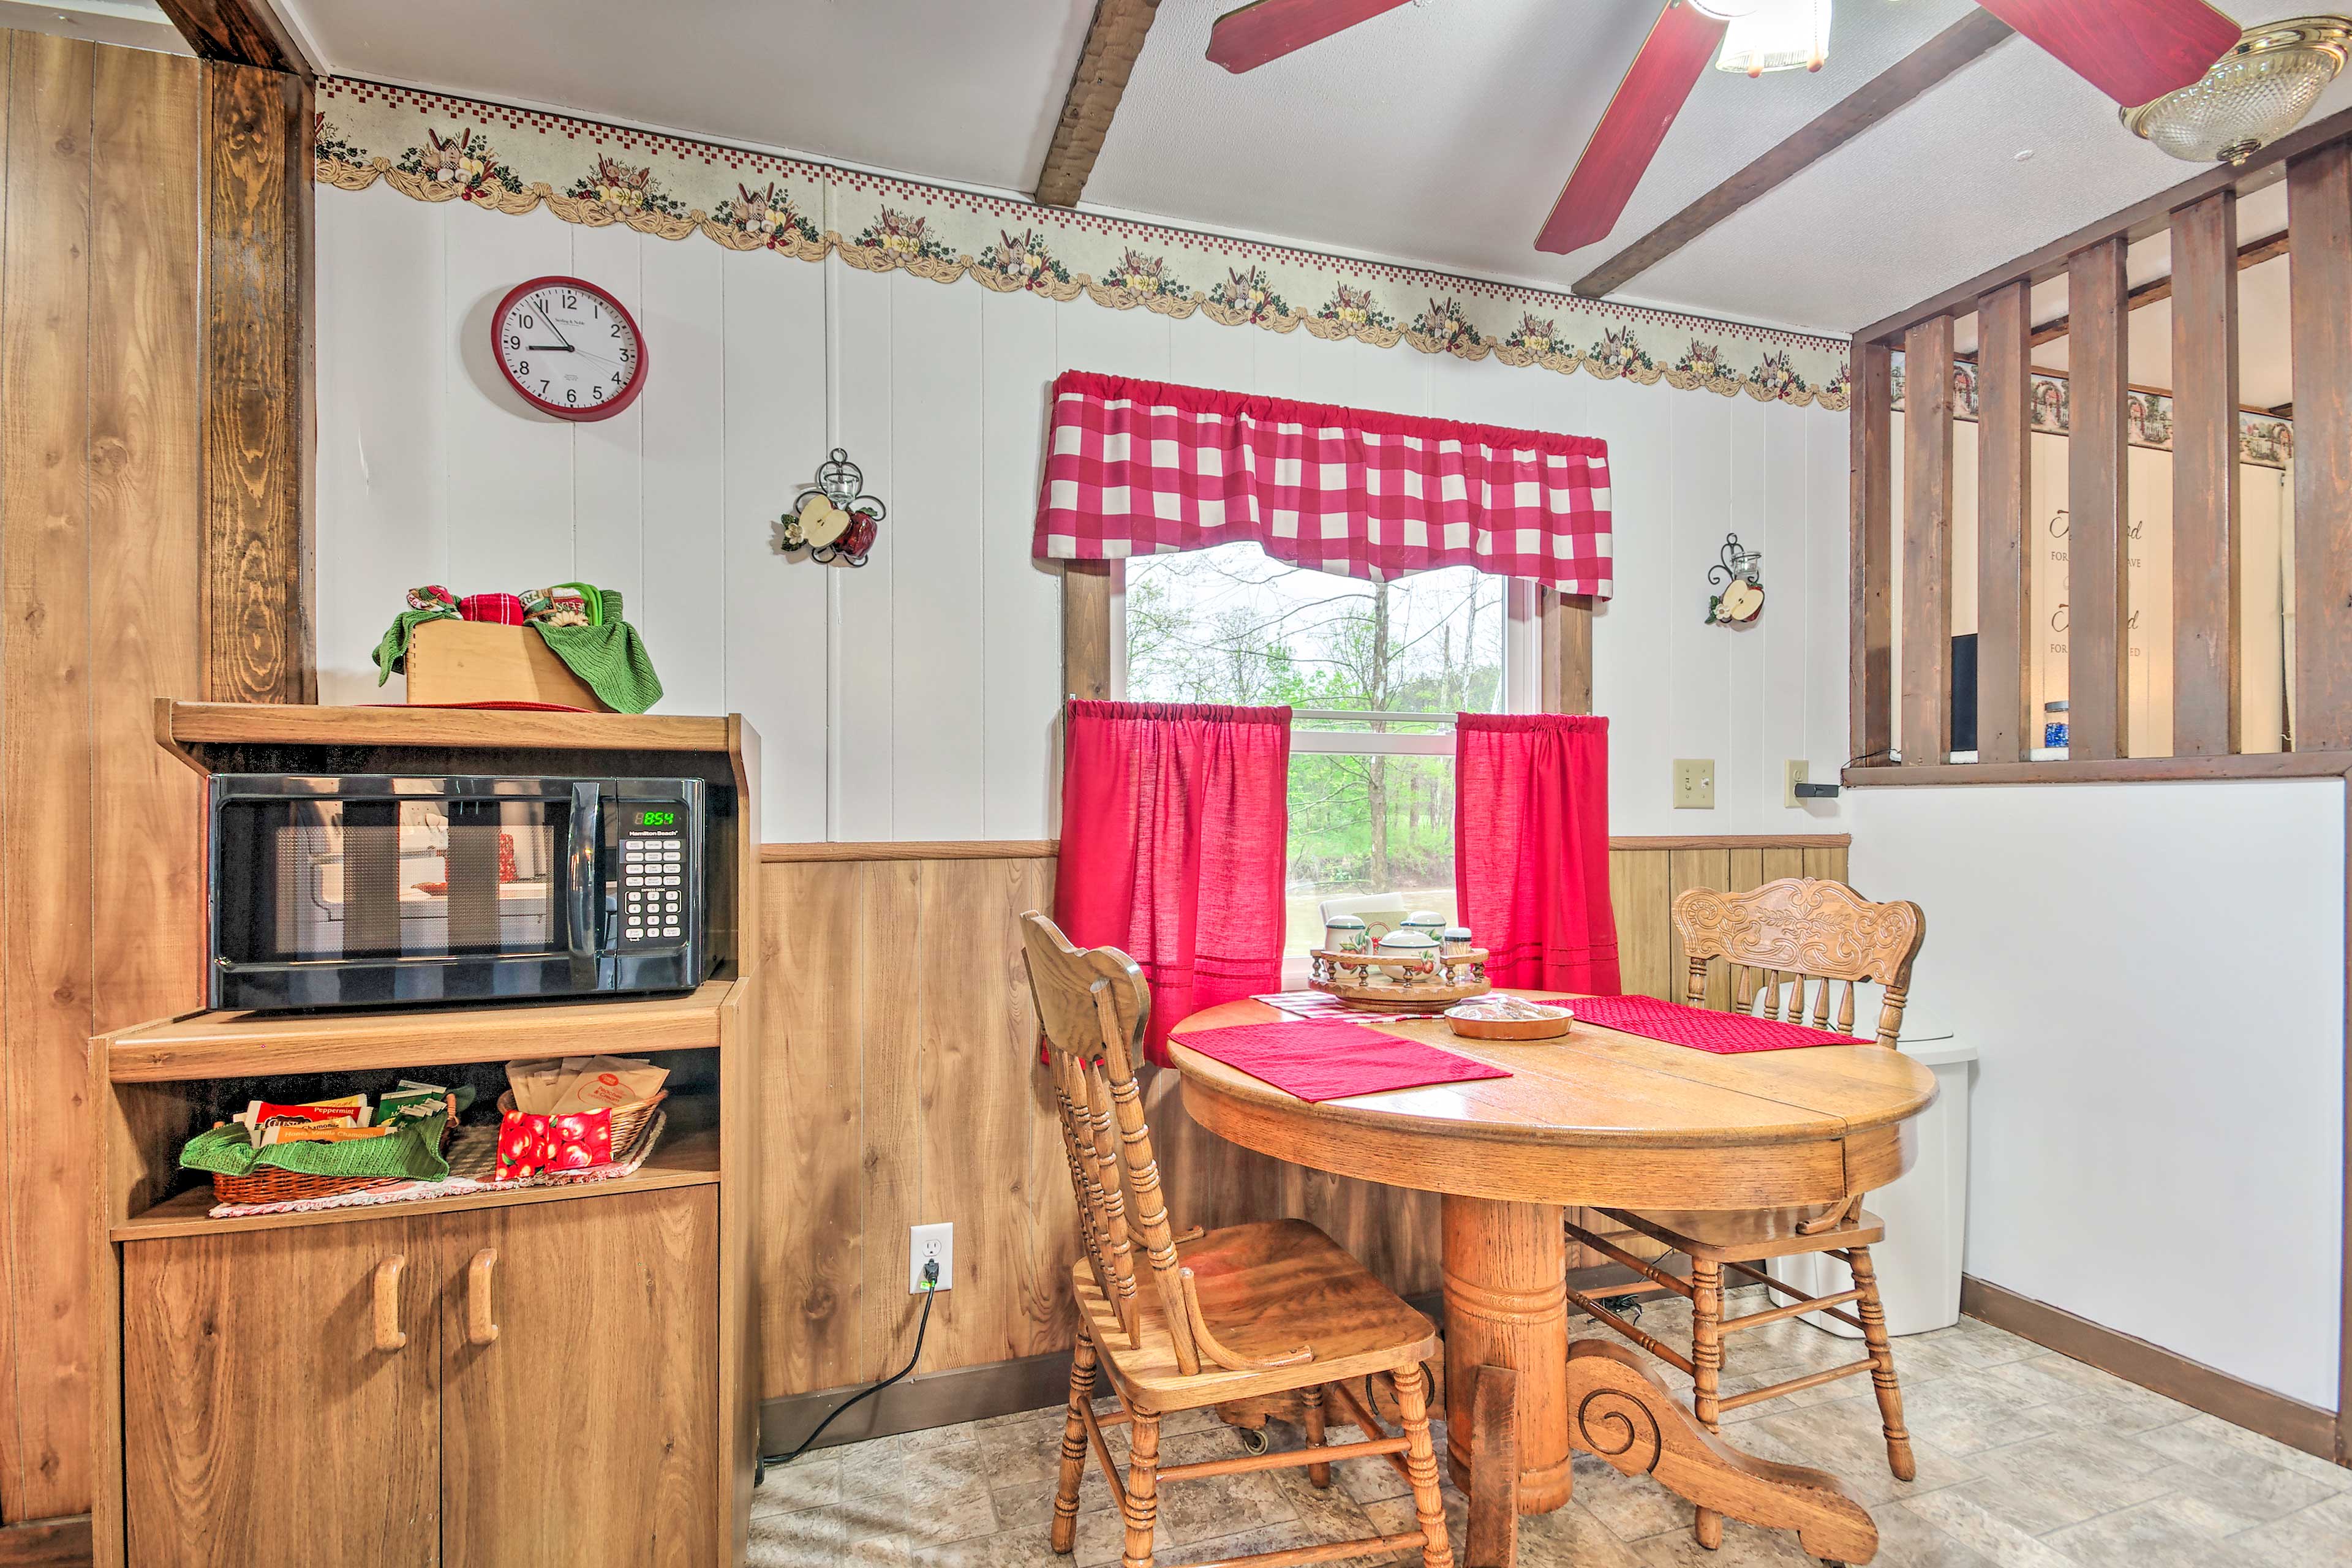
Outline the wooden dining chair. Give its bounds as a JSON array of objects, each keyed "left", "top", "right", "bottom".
[
  {"left": 1562, "top": 877, "right": 1926, "bottom": 1552},
  {"left": 1018, "top": 911, "right": 1451, "bottom": 1568}
]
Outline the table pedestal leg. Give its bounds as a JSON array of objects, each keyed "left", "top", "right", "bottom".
[{"left": 1441, "top": 1194, "right": 1572, "bottom": 1513}]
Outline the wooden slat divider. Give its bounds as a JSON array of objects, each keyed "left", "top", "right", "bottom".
[
  {"left": 2170, "top": 189, "right": 2242, "bottom": 756},
  {"left": 2290, "top": 141, "right": 2352, "bottom": 750},
  {"left": 1849, "top": 339, "right": 1894, "bottom": 766},
  {"left": 2065, "top": 237, "right": 2131, "bottom": 761},
  {"left": 1975, "top": 280, "right": 2032, "bottom": 763},
  {"left": 1899, "top": 316, "right": 1954, "bottom": 766}
]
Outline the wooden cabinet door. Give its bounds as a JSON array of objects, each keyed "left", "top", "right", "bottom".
[
  {"left": 440, "top": 1188, "right": 718, "bottom": 1568},
  {"left": 121, "top": 1216, "right": 439, "bottom": 1568}
]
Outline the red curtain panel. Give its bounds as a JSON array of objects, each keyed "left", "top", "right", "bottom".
[
  {"left": 1453, "top": 713, "right": 1621, "bottom": 996},
  {"left": 1055, "top": 701, "right": 1291, "bottom": 1066}
]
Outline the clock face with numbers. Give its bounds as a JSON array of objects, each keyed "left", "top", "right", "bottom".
[{"left": 491, "top": 275, "right": 646, "bottom": 421}]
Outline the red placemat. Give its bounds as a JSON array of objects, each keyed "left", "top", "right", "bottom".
[
  {"left": 1572, "top": 995, "right": 1869, "bottom": 1054},
  {"left": 1177, "top": 1020, "right": 1507, "bottom": 1102}
]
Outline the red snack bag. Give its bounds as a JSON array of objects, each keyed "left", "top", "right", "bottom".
[
  {"left": 547, "top": 1109, "right": 613, "bottom": 1170},
  {"left": 495, "top": 1110, "right": 550, "bottom": 1180}
]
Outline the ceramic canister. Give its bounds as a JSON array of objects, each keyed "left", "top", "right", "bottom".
[
  {"left": 1323, "top": 914, "right": 1370, "bottom": 953},
  {"left": 1400, "top": 911, "right": 1449, "bottom": 940},
  {"left": 1376, "top": 929, "right": 1440, "bottom": 979}
]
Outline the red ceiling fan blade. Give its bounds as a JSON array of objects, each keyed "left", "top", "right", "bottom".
[
  {"left": 1534, "top": 2, "right": 1724, "bottom": 255},
  {"left": 1206, "top": 0, "right": 1417, "bottom": 73},
  {"left": 1975, "top": 0, "right": 2239, "bottom": 104}
]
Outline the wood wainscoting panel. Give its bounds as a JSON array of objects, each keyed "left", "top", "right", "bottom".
[
  {"left": 1, "top": 29, "right": 217, "bottom": 1528},
  {"left": 0, "top": 31, "right": 100, "bottom": 1526},
  {"left": 754, "top": 838, "right": 1856, "bottom": 1405}
]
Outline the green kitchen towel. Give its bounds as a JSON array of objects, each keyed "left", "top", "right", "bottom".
[
  {"left": 533, "top": 619, "right": 664, "bottom": 714},
  {"left": 372, "top": 604, "right": 459, "bottom": 684},
  {"left": 179, "top": 1115, "right": 454, "bottom": 1182}
]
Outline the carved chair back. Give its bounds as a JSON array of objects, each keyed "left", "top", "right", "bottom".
[
  {"left": 1018, "top": 911, "right": 1205, "bottom": 1376},
  {"left": 1671, "top": 878, "right": 1924, "bottom": 1047}
]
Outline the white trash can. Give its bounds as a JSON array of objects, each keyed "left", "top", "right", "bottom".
[{"left": 1777, "top": 1036, "right": 1975, "bottom": 1338}]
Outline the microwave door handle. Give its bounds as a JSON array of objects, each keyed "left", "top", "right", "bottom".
[{"left": 567, "top": 783, "right": 605, "bottom": 970}]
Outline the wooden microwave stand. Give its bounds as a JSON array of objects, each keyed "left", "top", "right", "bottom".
[{"left": 89, "top": 702, "right": 764, "bottom": 1568}]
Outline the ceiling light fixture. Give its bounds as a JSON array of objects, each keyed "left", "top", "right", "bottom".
[
  {"left": 2122, "top": 15, "right": 2351, "bottom": 165},
  {"left": 1711, "top": 0, "right": 1831, "bottom": 77}
]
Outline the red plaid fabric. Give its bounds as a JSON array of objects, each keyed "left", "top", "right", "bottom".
[{"left": 1033, "top": 371, "right": 1612, "bottom": 596}]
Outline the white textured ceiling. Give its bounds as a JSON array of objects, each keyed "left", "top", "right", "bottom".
[
  {"left": 280, "top": 0, "right": 2352, "bottom": 335},
  {"left": 277, "top": 0, "right": 1096, "bottom": 192}
]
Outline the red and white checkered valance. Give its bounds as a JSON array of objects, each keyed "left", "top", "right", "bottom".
[{"left": 1031, "top": 371, "right": 1613, "bottom": 597}]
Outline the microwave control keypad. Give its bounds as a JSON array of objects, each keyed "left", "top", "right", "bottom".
[{"left": 620, "top": 829, "right": 685, "bottom": 944}]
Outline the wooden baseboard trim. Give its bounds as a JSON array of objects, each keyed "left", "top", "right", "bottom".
[
  {"left": 761, "top": 1351, "right": 1078, "bottom": 1455},
  {"left": 761, "top": 840, "right": 1058, "bottom": 863},
  {"left": 0, "top": 1516, "right": 91, "bottom": 1567},
  {"left": 1960, "top": 1276, "right": 2342, "bottom": 1464},
  {"left": 1845, "top": 755, "right": 2352, "bottom": 787},
  {"left": 761, "top": 834, "right": 1849, "bottom": 862},
  {"left": 1607, "top": 834, "right": 1851, "bottom": 851}
]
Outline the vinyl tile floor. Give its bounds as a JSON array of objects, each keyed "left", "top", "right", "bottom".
[{"left": 748, "top": 1292, "right": 2351, "bottom": 1567}]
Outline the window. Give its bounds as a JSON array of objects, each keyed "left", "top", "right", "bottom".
[{"left": 1119, "top": 544, "right": 1535, "bottom": 957}]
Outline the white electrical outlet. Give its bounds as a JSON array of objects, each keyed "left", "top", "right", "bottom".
[{"left": 910, "top": 1223, "right": 953, "bottom": 1293}]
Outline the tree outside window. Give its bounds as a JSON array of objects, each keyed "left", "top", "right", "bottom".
[{"left": 1125, "top": 544, "right": 1507, "bottom": 949}]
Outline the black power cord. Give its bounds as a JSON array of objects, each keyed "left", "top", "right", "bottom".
[{"left": 759, "top": 1257, "right": 939, "bottom": 1481}]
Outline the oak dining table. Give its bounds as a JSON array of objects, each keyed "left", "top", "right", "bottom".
[{"left": 1166, "top": 992, "right": 1941, "bottom": 1566}]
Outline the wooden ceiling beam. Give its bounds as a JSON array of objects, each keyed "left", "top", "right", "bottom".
[
  {"left": 2024, "top": 230, "right": 2288, "bottom": 346},
  {"left": 1036, "top": 0, "right": 1161, "bottom": 208},
  {"left": 1572, "top": 9, "right": 2015, "bottom": 300},
  {"left": 154, "top": 0, "right": 314, "bottom": 78}
]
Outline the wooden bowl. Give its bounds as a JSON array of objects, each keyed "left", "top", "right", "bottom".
[{"left": 1443, "top": 1002, "right": 1574, "bottom": 1041}]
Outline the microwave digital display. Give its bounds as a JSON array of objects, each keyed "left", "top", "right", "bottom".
[{"left": 633, "top": 809, "right": 679, "bottom": 828}]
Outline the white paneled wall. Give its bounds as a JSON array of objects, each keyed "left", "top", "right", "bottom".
[{"left": 317, "top": 191, "right": 1851, "bottom": 841}]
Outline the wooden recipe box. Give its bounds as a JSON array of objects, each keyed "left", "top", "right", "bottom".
[
  {"left": 405, "top": 617, "right": 611, "bottom": 710},
  {"left": 91, "top": 702, "right": 763, "bottom": 1568}
]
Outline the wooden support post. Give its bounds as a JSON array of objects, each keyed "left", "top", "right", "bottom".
[
  {"left": 1541, "top": 589, "right": 1594, "bottom": 715},
  {"left": 1849, "top": 339, "right": 1893, "bottom": 766},
  {"left": 1899, "top": 316, "right": 1953, "bottom": 766},
  {"left": 2171, "top": 189, "right": 2242, "bottom": 756},
  {"left": 201, "top": 58, "right": 314, "bottom": 703},
  {"left": 1975, "top": 280, "right": 2032, "bottom": 763},
  {"left": 1464, "top": 1365, "right": 1518, "bottom": 1568},
  {"left": 2290, "top": 142, "right": 2352, "bottom": 750},
  {"left": 1061, "top": 561, "right": 1112, "bottom": 702},
  {"left": 2066, "top": 236, "right": 2130, "bottom": 760}
]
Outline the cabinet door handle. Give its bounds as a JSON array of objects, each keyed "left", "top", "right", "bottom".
[
  {"left": 372, "top": 1254, "right": 409, "bottom": 1352},
  {"left": 467, "top": 1248, "right": 500, "bottom": 1346}
]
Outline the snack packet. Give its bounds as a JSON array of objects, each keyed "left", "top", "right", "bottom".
[
  {"left": 505, "top": 1059, "right": 567, "bottom": 1114},
  {"left": 548, "top": 1057, "right": 667, "bottom": 1114},
  {"left": 238, "top": 1096, "right": 371, "bottom": 1139}
]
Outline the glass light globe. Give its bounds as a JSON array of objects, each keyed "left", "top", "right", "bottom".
[
  {"left": 1716, "top": 0, "right": 1832, "bottom": 77},
  {"left": 2123, "top": 17, "right": 2350, "bottom": 165}
]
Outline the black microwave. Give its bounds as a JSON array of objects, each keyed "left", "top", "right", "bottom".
[{"left": 208, "top": 774, "right": 728, "bottom": 1011}]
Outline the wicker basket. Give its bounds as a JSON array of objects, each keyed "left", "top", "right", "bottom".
[
  {"left": 209, "top": 1109, "right": 457, "bottom": 1206},
  {"left": 497, "top": 1088, "right": 666, "bottom": 1153}
]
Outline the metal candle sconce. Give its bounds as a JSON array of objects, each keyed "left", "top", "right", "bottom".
[
  {"left": 1705, "top": 533, "right": 1765, "bottom": 626},
  {"left": 776, "top": 447, "right": 886, "bottom": 567}
]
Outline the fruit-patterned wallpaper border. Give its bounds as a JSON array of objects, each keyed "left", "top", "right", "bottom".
[{"left": 315, "top": 77, "right": 1854, "bottom": 412}]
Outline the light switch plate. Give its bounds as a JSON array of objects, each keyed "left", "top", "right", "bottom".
[
  {"left": 910, "top": 1223, "right": 952, "bottom": 1292},
  {"left": 1785, "top": 760, "right": 1809, "bottom": 809},
  {"left": 1673, "top": 759, "right": 1715, "bottom": 810}
]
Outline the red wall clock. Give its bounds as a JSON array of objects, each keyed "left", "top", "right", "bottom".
[{"left": 491, "top": 274, "right": 646, "bottom": 421}]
